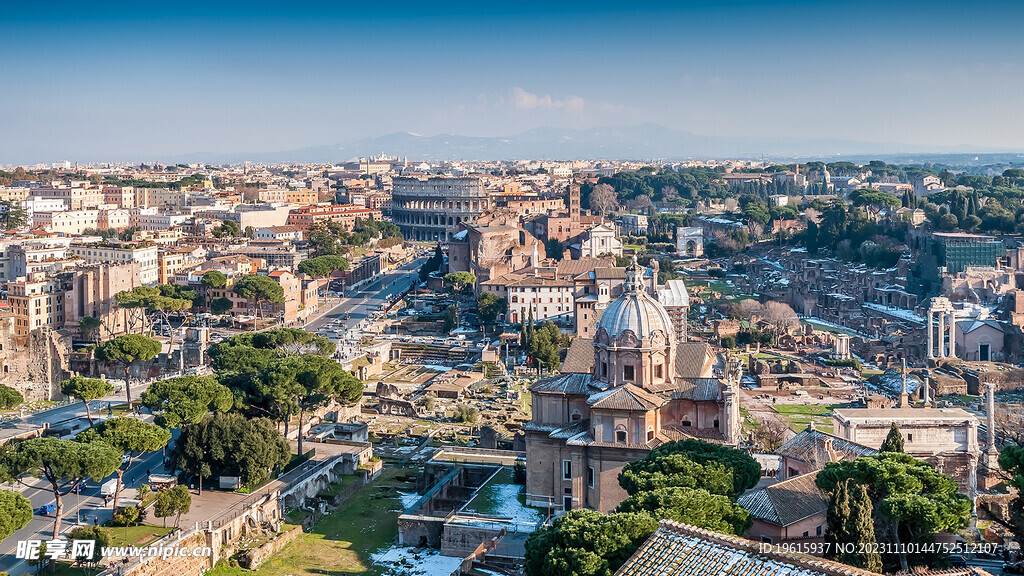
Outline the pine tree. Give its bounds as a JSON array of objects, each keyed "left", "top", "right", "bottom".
[
  {"left": 824, "top": 477, "right": 851, "bottom": 564},
  {"left": 846, "top": 482, "right": 883, "bottom": 572},
  {"left": 880, "top": 422, "right": 904, "bottom": 453}
]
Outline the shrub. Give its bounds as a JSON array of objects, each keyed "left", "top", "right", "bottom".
[{"left": 112, "top": 504, "right": 141, "bottom": 527}]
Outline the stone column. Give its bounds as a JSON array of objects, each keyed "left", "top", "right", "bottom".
[
  {"left": 987, "top": 382, "right": 996, "bottom": 450},
  {"left": 899, "top": 358, "right": 908, "bottom": 408},
  {"left": 948, "top": 312, "right": 957, "bottom": 359},
  {"left": 927, "top": 311, "right": 934, "bottom": 358},
  {"left": 922, "top": 375, "right": 930, "bottom": 405},
  {"left": 938, "top": 312, "right": 946, "bottom": 357}
]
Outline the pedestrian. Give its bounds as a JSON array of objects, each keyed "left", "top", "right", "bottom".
[{"left": 93, "top": 516, "right": 99, "bottom": 526}]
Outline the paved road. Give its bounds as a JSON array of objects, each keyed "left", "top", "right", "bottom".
[
  {"left": 0, "top": 259, "right": 427, "bottom": 574},
  {"left": 306, "top": 257, "right": 425, "bottom": 338},
  {"left": 0, "top": 446, "right": 167, "bottom": 575}
]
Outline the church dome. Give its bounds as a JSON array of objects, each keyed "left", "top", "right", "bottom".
[{"left": 596, "top": 257, "right": 674, "bottom": 342}]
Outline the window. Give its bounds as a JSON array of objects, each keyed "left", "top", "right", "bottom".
[
  {"left": 907, "top": 433, "right": 913, "bottom": 442},
  {"left": 623, "top": 365, "right": 634, "bottom": 380},
  {"left": 587, "top": 466, "right": 595, "bottom": 488},
  {"left": 761, "top": 536, "right": 773, "bottom": 544},
  {"left": 562, "top": 460, "right": 572, "bottom": 480},
  {"left": 601, "top": 362, "right": 608, "bottom": 377},
  {"left": 816, "top": 525, "right": 822, "bottom": 536},
  {"left": 654, "top": 364, "right": 663, "bottom": 379},
  {"left": 647, "top": 429, "right": 655, "bottom": 441},
  {"left": 803, "top": 531, "right": 809, "bottom": 538},
  {"left": 570, "top": 410, "right": 582, "bottom": 421},
  {"left": 616, "top": 430, "right": 627, "bottom": 443}
]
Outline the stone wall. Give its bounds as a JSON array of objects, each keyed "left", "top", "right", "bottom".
[
  {"left": 0, "top": 323, "right": 72, "bottom": 402},
  {"left": 123, "top": 532, "right": 213, "bottom": 576},
  {"left": 238, "top": 525, "right": 302, "bottom": 570},
  {"left": 441, "top": 524, "right": 504, "bottom": 558}
]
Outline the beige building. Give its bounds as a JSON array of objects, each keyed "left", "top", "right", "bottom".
[
  {"left": 10, "top": 273, "right": 66, "bottom": 337},
  {"left": 103, "top": 186, "right": 137, "bottom": 208},
  {"left": 98, "top": 208, "right": 132, "bottom": 230},
  {"left": 34, "top": 210, "right": 100, "bottom": 235},
  {"left": 63, "top": 262, "right": 142, "bottom": 339},
  {"left": 524, "top": 259, "right": 739, "bottom": 513},
  {"left": 70, "top": 242, "right": 160, "bottom": 285},
  {"left": 832, "top": 406, "right": 981, "bottom": 497},
  {"left": 31, "top": 185, "right": 104, "bottom": 210}
]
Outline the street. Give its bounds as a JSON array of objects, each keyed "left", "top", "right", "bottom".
[{"left": 0, "top": 258, "right": 427, "bottom": 574}]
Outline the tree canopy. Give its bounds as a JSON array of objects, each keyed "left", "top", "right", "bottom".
[
  {"left": 173, "top": 413, "right": 290, "bottom": 491},
  {"left": 76, "top": 417, "right": 171, "bottom": 510},
  {"left": 443, "top": 271, "right": 476, "bottom": 292},
  {"left": 0, "top": 489, "right": 32, "bottom": 541},
  {"left": 615, "top": 486, "right": 750, "bottom": 535},
  {"left": 0, "top": 438, "right": 121, "bottom": 539},
  {"left": 140, "top": 375, "right": 235, "bottom": 428},
  {"left": 60, "top": 377, "right": 114, "bottom": 425},
  {"left": 153, "top": 485, "right": 191, "bottom": 528},
  {"left": 297, "top": 255, "right": 350, "bottom": 278},
  {"left": 0, "top": 383, "right": 23, "bottom": 410},
  {"left": 201, "top": 270, "right": 227, "bottom": 289},
  {"left": 618, "top": 439, "right": 760, "bottom": 499},
  {"left": 232, "top": 274, "right": 285, "bottom": 318},
  {"left": 880, "top": 422, "right": 905, "bottom": 453},
  {"left": 477, "top": 292, "right": 508, "bottom": 327},
  {"left": 93, "top": 334, "right": 161, "bottom": 406},
  {"left": 524, "top": 510, "right": 657, "bottom": 576},
  {"left": 815, "top": 452, "right": 972, "bottom": 572}
]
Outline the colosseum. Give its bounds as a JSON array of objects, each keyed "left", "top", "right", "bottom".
[{"left": 391, "top": 176, "right": 492, "bottom": 241}]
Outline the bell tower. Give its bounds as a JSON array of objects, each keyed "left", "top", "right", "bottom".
[{"left": 568, "top": 183, "right": 581, "bottom": 222}]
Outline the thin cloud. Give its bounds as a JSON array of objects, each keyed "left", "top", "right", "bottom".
[{"left": 511, "top": 87, "right": 584, "bottom": 111}]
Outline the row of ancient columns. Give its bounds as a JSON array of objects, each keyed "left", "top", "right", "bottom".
[{"left": 926, "top": 301, "right": 956, "bottom": 359}]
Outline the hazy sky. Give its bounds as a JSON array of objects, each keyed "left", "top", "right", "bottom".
[{"left": 2, "top": 0, "right": 1023, "bottom": 163}]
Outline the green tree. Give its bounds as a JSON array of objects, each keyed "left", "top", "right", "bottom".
[
  {"left": 618, "top": 439, "right": 760, "bottom": 499},
  {"left": 998, "top": 446, "right": 1024, "bottom": 546},
  {"left": 418, "top": 245, "right": 444, "bottom": 281},
  {"left": 173, "top": 413, "right": 290, "bottom": 493},
  {"left": 880, "top": 422, "right": 905, "bottom": 453},
  {"left": 824, "top": 477, "right": 852, "bottom": 565},
  {"left": 60, "top": 377, "right": 114, "bottom": 426},
  {"left": 0, "top": 438, "right": 121, "bottom": 539},
  {"left": 67, "top": 525, "right": 112, "bottom": 570},
  {"left": 210, "top": 297, "right": 233, "bottom": 315},
  {"left": 297, "top": 255, "right": 349, "bottom": 278},
  {"left": 442, "top": 304, "right": 457, "bottom": 332},
  {"left": 153, "top": 485, "right": 191, "bottom": 528},
  {"left": 615, "top": 486, "right": 750, "bottom": 535},
  {"left": 816, "top": 452, "right": 972, "bottom": 572},
  {"left": 848, "top": 481, "right": 883, "bottom": 572},
  {"left": 140, "top": 375, "right": 234, "bottom": 428},
  {"left": 115, "top": 286, "right": 159, "bottom": 334},
  {"left": 0, "top": 384, "right": 23, "bottom": 410},
  {"left": 262, "top": 355, "right": 362, "bottom": 456},
  {"left": 232, "top": 274, "right": 285, "bottom": 320},
  {"left": 76, "top": 417, "right": 171, "bottom": 511},
  {"left": 200, "top": 270, "right": 227, "bottom": 289},
  {"left": 93, "top": 334, "right": 161, "bottom": 407},
  {"left": 78, "top": 316, "right": 102, "bottom": 342},
  {"left": 477, "top": 292, "right": 507, "bottom": 330},
  {"left": 0, "top": 489, "right": 32, "bottom": 541},
  {"left": 443, "top": 271, "right": 476, "bottom": 293},
  {"left": 524, "top": 510, "right": 657, "bottom": 576}
]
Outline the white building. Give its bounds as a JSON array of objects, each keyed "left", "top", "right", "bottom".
[
  {"left": 507, "top": 275, "right": 575, "bottom": 326},
  {"left": 70, "top": 242, "right": 160, "bottom": 285},
  {"left": 572, "top": 223, "right": 622, "bottom": 258},
  {"left": 255, "top": 225, "right": 304, "bottom": 241}
]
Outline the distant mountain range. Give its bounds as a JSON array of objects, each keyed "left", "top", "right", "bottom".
[{"left": 173, "top": 123, "right": 1022, "bottom": 165}]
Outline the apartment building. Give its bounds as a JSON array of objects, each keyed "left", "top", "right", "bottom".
[
  {"left": 255, "top": 225, "right": 304, "bottom": 241},
  {"left": 136, "top": 188, "right": 184, "bottom": 210},
  {"left": 34, "top": 210, "right": 100, "bottom": 235},
  {"left": 10, "top": 272, "right": 66, "bottom": 337},
  {"left": 506, "top": 275, "right": 575, "bottom": 326},
  {"left": 97, "top": 208, "right": 131, "bottom": 230},
  {"left": 8, "top": 241, "right": 79, "bottom": 280},
  {"left": 285, "top": 204, "right": 382, "bottom": 231},
  {"left": 31, "top": 184, "right": 104, "bottom": 210},
  {"left": 102, "top": 186, "right": 137, "bottom": 208},
  {"left": 0, "top": 187, "right": 30, "bottom": 203},
  {"left": 70, "top": 242, "right": 160, "bottom": 285}
]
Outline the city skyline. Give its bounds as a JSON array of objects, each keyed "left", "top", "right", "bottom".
[{"left": 3, "top": 0, "right": 1024, "bottom": 163}]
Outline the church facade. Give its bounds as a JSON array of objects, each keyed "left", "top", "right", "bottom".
[{"left": 523, "top": 258, "right": 741, "bottom": 513}]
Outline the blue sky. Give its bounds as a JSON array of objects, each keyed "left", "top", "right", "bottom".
[{"left": 2, "top": 1, "right": 1022, "bottom": 162}]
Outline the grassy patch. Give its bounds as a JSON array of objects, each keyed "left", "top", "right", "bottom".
[
  {"left": 207, "top": 467, "right": 416, "bottom": 576},
  {"left": 773, "top": 403, "right": 843, "bottom": 432},
  {"left": 101, "top": 524, "right": 174, "bottom": 547}
]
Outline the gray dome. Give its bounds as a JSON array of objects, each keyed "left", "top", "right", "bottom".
[{"left": 596, "top": 258, "right": 674, "bottom": 341}]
